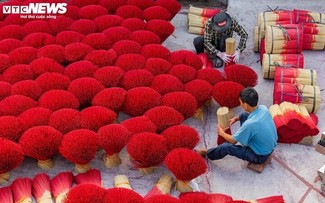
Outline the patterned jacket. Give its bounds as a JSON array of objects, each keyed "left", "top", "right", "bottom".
[{"left": 203, "top": 17, "right": 248, "bottom": 55}]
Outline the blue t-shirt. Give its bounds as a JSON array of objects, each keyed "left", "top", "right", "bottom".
[{"left": 233, "top": 105, "right": 278, "bottom": 155}]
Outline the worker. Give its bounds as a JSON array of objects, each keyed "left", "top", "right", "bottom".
[{"left": 193, "top": 12, "right": 248, "bottom": 68}]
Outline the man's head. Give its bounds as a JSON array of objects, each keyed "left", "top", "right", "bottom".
[
  {"left": 239, "top": 87, "right": 258, "bottom": 108},
  {"left": 211, "top": 12, "right": 232, "bottom": 33}
]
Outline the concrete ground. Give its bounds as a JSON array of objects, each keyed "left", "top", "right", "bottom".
[{"left": 3, "top": 0, "right": 325, "bottom": 202}]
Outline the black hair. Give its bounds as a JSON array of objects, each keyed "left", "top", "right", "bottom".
[{"left": 239, "top": 87, "right": 258, "bottom": 107}]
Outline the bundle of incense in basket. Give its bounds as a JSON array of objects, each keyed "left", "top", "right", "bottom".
[
  {"left": 262, "top": 53, "right": 304, "bottom": 79},
  {"left": 144, "top": 174, "right": 173, "bottom": 199},
  {"left": 265, "top": 24, "right": 303, "bottom": 54},
  {"left": 274, "top": 67, "right": 317, "bottom": 85}
]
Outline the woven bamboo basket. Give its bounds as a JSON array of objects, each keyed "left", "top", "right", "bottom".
[
  {"left": 262, "top": 53, "right": 304, "bottom": 79},
  {"left": 274, "top": 67, "right": 317, "bottom": 86},
  {"left": 188, "top": 26, "right": 204, "bottom": 35},
  {"left": 188, "top": 13, "right": 209, "bottom": 27},
  {"left": 273, "top": 83, "right": 321, "bottom": 113},
  {"left": 265, "top": 24, "right": 303, "bottom": 54},
  {"left": 294, "top": 9, "right": 325, "bottom": 23},
  {"left": 189, "top": 5, "right": 221, "bottom": 18}
]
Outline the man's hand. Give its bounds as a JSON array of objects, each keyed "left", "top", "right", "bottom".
[
  {"left": 232, "top": 50, "right": 241, "bottom": 62},
  {"left": 229, "top": 116, "right": 239, "bottom": 126},
  {"left": 217, "top": 124, "right": 229, "bottom": 138},
  {"left": 217, "top": 52, "right": 231, "bottom": 63}
]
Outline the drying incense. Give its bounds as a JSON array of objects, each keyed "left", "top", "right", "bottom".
[
  {"left": 51, "top": 172, "right": 73, "bottom": 203},
  {"left": 188, "top": 26, "right": 204, "bottom": 35},
  {"left": 274, "top": 67, "right": 317, "bottom": 85},
  {"left": 265, "top": 24, "right": 303, "bottom": 54},
  {"left": 293, "top": 9, "right": 325, "bottom": 23},
  {"left": 273, "top": 83, "right": 321, "bottom": 113},
  {"left": 188, "top": 13, "right": 209, "bottom": 28},
  {"left": 32, "top": 173, "right": 53, "bottom": 203},
  {"left": 144, "top": 174, "right": 173, "bottom": 199},
  {"left": 74, "top": 169, "right": 102, "bottom": 186},
  {"left": 254, "top": 26, "right": 264, "bottom": 52},
  {"left": 164, "top": 148, "right": 207, "bottom": 192},
  {"left": 262, "top": 53, "right": 304, "bottom": 79},
  {"left": 11, "top": 178, "right": 32, "bottom": 203},
  {"left": 189, "top": 5, "right": 221, "bottom": 18}
]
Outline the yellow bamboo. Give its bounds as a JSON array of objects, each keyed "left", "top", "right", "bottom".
[
  {"left": 188, "top": 26, "right": 204, "bottom": 35},
  {"left": 189, "top": 6, "right": 205, "bottom": 16},
  {"left": 308, "top": 42, "right": 325, "bottom": 50},
  {"left": 254, "top": 26, "right": 265, "bottom": 52},
  {"left": 226, "top": 38, "right": 236, "bottom": 55},
  {"left": 216, "top": 107, "right": 231, "bottom": 128},
  {"left": 114, "top": 175, "right": 132, "bottom": 190},
  {"left": 308, "top": 12, "right": 325, "bottom": 23},
  {"left": 269, "top": 104, "right": 283, "bottom": 118},
  {"left": 188, "top": 13, "right": 208, "bottom": 27},
  {"left": 275, "top": 68, "right": 317, "bottom": 85},
  {"left": 154, "top": 174, "right": 173, "bottom": 195}
]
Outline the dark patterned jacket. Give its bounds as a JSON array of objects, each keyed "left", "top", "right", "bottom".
[{"left": 203, "top": 17, "right": 248, "bottom": 55}]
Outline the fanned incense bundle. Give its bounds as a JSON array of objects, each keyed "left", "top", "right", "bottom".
[
  {"left": 144, "top": 174, "right": 173, "bottom": 199},
  {"left": 11, "top": 178, "right": 32, "bottom": 203},
  {"left": 0, "top": 138, "right": 24, "bottom": 184},
  {"left": 74, "top": 169, "right": 102, "bottom": 186},
  {"left": 274, "top": 67, "right": 317, "bottom": 85},
  {"left": 0, "top": 187, "right": 13, "bottom": 203},
  {"left": 98, "top": 124, "right": 131, "bottom": 168},
  {"left": 127, "top": 132, "right": 168, "bottom": 174},
  {"left": 104, "top": 188, "right": 144, "bottom": 203},
  {"left": 262, "top": 53, "right": 304, "bottom": 79},
  {"left": 164, "top": 148, "right": 207, "bottom": 192},
  {"left": 51, "top": 172, "right": 73, "bottom": 203},
  {"left": 269, "top": 103, "right": 319, "bottom": 143},
  {"left": 224, "top": 64, "right": 258, "bottom": 87},
  {"left": 19, "top": 126, "right": 63, "bottom": 170},
  {"left": 64, "top": 184, "right": 106, "bottom": 203},
  {"left": 32, "top": 173, "right": 53, "bottom": 203},
  {"left": 189, "top": 5, "right": 221, "bottom": 18},
  {"left": 293, "top": 9, "right": 325, "bottom": 24},
  {"left": 265, "top": 24, "right": 303, "bottom": 54},
  {"left": 273, "top": 83, "right": 321, "bottom": 113},
  {"left": 114, "top": 175, "right": 132, "bottom": 190}
]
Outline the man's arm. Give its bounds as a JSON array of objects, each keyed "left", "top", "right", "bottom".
[
  {"left": 232, "top": 19, "right": 248, "bottom": 52},
  {"left": 217, "top": 125, "right": 237, "bottom": 144},
  {"left": 203, "top": 19, "right": 220, "bottom": 55}
]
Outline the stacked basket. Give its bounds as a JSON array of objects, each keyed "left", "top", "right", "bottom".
[{"left": 187, "top": 5, "right": 221, "bottom": 35}]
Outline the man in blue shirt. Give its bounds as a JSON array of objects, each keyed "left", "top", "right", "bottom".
[{"left": 204, "top": 87, "right": 277, "bottom": 164}]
